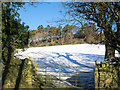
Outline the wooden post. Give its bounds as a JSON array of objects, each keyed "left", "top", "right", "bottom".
[
  {"left": 29, "top": 57, "right": 31, "bottom": 60},
  {"left": 45, "top": 66, "right": 47, "bottom": 86},
  {"left": 59, "top": 66, "right": 61, "bottom": 85},
  {"left": 75, "top": 66, "right": 77, "bottom": 87},
  {"left": 59, "top": 66, "right": 61, "bottom": 80},
  {"left": 35, "top": 62, "right": 37, "bottom": 74},
  {"left": 35, "top": 63, "right": 37, "bottom": 69},
  {"left": 95, "top": 62, "right": 99, "bottom": 88}
]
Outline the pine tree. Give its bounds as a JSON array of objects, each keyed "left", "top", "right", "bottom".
[{"left": 2, "top": 2, "right": 30, "bottom": 87}]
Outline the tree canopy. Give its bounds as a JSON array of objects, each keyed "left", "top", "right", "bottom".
[
  {"left": 64, "top": 2, "right": 120, "bottom": 58},
  {"left": 2, "top": 2, "right": 30, "bottom": 87}
]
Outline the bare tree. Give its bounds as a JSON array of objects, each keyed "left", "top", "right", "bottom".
[{"left": 63, "top": 2, "right": 120, "bottom": 59}]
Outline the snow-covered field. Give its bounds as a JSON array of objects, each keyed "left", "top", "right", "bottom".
[{"left": 15, "top": 44, "right": 119, "bottom": 81}]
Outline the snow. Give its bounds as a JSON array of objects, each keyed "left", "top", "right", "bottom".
[{"left": 15, "top": 44, "right": 119, "bottom": 81}]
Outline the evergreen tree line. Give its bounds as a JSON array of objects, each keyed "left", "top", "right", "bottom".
[{"left": 30, "top": 22, "right": 104, "bottom": 47}]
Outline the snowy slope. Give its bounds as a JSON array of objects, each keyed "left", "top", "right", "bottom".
[{"left": 15, "top": 44, "right": 119, "bottom": 80}]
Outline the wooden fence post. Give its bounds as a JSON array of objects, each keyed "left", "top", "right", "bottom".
[
  {"left": 95, "top": 61, "right": 99, "bottom": 88},
  {"left": 59, "top": 66, "right": 61, "bottom": 85},
  {"left": 35, "top": 62, "right": 37, "bottom": 74},
  {"left": 75, "top": 66, "right": 77, "bottom": 87},
  {"left": 59, "top": 66, "right": 61, "bottom": 80},
  {"left": 45, "top": 66, "right": 47, "bottom": 86}
]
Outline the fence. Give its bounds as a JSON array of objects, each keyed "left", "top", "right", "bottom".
[{"left": 37, "top": 66, "right": 95, "bottom": 88}]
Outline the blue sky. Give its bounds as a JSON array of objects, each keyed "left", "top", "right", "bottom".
[
  {"left": 18, "top": 2, "right": 66, "bottom": 30},
  {"left": 18, "top": 2, "right": 109, "bottom": 31}
]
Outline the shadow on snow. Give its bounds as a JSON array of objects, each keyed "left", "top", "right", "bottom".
[{"left": 33, "top": 52, "right": 104, "bottom": 88}]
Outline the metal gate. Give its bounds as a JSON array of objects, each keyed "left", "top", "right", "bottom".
[{"left": 37, "top": 66, "right": 95, "bottom": 88}]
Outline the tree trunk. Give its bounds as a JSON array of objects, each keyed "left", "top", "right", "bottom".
[
  {"left": 28, "top": 38, "right": 30, "bottom": 48},
  {"left": 105, "top": 43, "right": 115, "bottom": 59},
  {"left": 51, "top": 35, "right": 54, "bottom": 43},
  {"left": 2, "top": 45, "right": 14, "bottom": 87},
  {"left": 116, "top": 22, "right": 120, "bottom": 52},
  {"left": 104, "top": 25, "right": 115, "bottom": 59}
]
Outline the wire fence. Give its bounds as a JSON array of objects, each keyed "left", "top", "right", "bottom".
[{"left": 37, "top": 66, "right": 95, "bottom": 88}]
